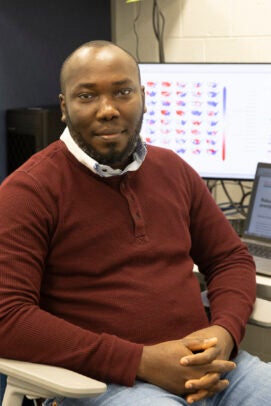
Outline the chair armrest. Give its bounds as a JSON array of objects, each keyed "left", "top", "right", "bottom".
[
  {"left": 249, "top": 297, "right": 271, "bottom": 327},
  {"left": 0, "top": 358, "right": 106, "bottom": 404}
]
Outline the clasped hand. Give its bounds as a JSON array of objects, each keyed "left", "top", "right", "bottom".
[{"left": 137, "top": 325, "right": 236, "bottom": 403}]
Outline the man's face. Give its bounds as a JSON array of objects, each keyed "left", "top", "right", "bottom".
[{"left": 59, "top": 46, "right": 146, "bottom": 169}]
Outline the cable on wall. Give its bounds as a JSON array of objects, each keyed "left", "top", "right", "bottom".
[
  {"left": 132, "top": 2, "right": 142, "bottom": 61},
  {"left": 152, "top": 0, "right": 165, "bottom": 62},
  {"left": 127, "top": 0, "right": 166, "bottom": 62}
]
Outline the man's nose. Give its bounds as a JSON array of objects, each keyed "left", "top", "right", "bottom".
[{"left": 96, "top": 96, "right": 120, "bottom": 120}]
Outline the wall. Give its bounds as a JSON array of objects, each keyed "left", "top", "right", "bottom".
[
  {"left": 112, "top": 0, "right": 271, "bottom": 361},
  {"left": 0, "top": 0, "right": 111, "bottom": 182},
  {"left": 112, "top": 0, "right": 271, "bottom": 63}
]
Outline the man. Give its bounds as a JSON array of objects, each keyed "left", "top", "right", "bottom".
[{"left": 0, "top": 40, "right": 270, "bottom": 406}]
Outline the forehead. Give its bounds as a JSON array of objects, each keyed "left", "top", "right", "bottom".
[{"left": 63, "top": 46, "right": 140, "bottom": 91}]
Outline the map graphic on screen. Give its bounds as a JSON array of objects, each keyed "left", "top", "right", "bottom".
[{"left": 139, "top": 63, "right": 271, "bottom": 179}]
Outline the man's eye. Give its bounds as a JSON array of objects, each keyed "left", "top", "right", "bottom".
[
  {"left": 118, "top": 88, "right": 132, "bottom": 96},
  {"left": 78, "top": 93, "right": 93, "bottom": 100}
]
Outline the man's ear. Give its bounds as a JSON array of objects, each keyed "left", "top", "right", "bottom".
[
  {"left": 59, "top": 93, "right": 67, "bottom": 123},
  {"left": 141, "top": 86, "right": 147, "bottom": 113}
]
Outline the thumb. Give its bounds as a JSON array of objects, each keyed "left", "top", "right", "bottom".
[{"left": 181, "top": 336, "right": 218, "bottom": 352}]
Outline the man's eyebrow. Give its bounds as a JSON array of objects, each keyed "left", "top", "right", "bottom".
[
  {"left": 74, "top": 79, "right": 134, "bottom": 90},
  {"left": 112, "top": 79, "right": 134, "bottom": 86},
  {"left": 74, "top": 83, "right": 96, "bottom": 90}
]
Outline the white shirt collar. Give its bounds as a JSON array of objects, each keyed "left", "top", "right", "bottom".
[{"left": 60, "top": 127, "right": 147, "bottom": 177}]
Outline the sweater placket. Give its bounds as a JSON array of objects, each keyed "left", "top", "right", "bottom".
[{"left": 120, "top": 178, "right": 148, "bottom": 243}]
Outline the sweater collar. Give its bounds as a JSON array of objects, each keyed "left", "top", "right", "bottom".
[{"left": 60, "top": 127, "right": 147, "bottom": 177}]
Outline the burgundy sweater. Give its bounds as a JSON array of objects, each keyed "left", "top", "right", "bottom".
[{"left": 0, "top": 141, "right": 256, "bottom": 386}]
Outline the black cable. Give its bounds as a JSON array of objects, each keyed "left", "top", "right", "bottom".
[
  {"left": 237, "top": 180, "right": 245, "bottom": 196},
  {"left": 220, "top": 180, "right": 251, "bottom": 217},
  {"left": 206, "top": 179, "right": 218, "bottom": 193},
  {"left": 152, "top": 0, "right": 165, "bottom": 62},
  {"left": 239, "top": 190, "right": 252, "bottom": 208}
]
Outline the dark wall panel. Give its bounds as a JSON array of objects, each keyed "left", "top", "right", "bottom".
[{"left": 0, "top": 0, "right": 111, "bottom": 181}]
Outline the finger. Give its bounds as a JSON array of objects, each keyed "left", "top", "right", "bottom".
[
  {"left": 185, "top": 380, "right": 230, "bottom": 404},
  {"left": 209, "top": 359, "right": 236, "bottom": 374},
  {"left": 180, "top": 346, "right": 220, "bottom": 365},
  {"left": 181, "top": 356, "right": 236, "bottom": 374},
  {"left": 209, "top": 379, "right": 230, "bottom": 394},
  {"left": 185, "top": 372, "right": 220, "bottom": 390},
  {"left": 181, "top": 337, "right": 218, "bottom": 352},
  {"left": 186, "top": 388, "right": 209, "bottom": 404}
]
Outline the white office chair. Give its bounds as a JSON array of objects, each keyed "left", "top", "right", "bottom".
[
  {"left": 248, "top": 297, "right": 271, "bottom": 327},
  {"left": 0, "top": 358, "right": 106, "bottom": 406}
]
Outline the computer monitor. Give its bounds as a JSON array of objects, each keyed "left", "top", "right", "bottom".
[{"left": 139, "top": 63, "right": 271, "bottom": 180}]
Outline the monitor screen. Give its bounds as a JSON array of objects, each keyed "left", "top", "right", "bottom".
[{"left": 139, "top": 63, "right": 271, "bottom": 179}]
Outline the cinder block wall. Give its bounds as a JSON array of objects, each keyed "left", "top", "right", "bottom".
[{"left": 112, "top": 0, "right": 271, "bottom": 63}]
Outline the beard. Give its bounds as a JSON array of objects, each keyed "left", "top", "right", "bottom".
[{"left": 66, "top": 110, "right": 144, "bottom": 168}]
